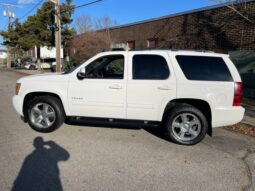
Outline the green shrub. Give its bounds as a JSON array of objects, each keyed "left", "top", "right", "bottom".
[{"left": 62, "top": 57, "right": 84, "bottom": 73}]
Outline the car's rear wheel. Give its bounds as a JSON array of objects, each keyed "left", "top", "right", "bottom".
[
  {"left": 26, "top": 96, "right": 65, "bottom": 132},
  {"left": 51, "top": 65, "right": 56, "bottom": 72},
  {"left": 29, "top": 65, "right": 36, "bottom": 70},
  {"left": 164, "top": 104, "right": 208, "bottom": 145}
]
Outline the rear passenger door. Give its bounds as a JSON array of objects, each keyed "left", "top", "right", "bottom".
[{"left": 126, "top": 52, "right": 176, "bottom": 121}]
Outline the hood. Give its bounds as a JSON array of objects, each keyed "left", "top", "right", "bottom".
[{"left": 17, "top": 72, "right": 69, "bottom": 83}]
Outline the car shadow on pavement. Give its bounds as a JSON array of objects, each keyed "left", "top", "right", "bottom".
[
  {"left": 12, "top": 137, "right": 70, "bottom": 191},
  {"left": 65, "top": 118, "right": 142, "bottom": 130},
  {"left": 66, "top": 118, "right": 170, "bottom": 142},
  {"left": 143, "top": 127, "right": 170, "bottom": 142}
]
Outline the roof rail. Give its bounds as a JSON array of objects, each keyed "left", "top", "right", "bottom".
[
  {"left": 124, "top": 48, "right": 215, "bottom": 53},
  {"left": 129, "top": 48, "right": 169, "bottom": 51},
  {"left": 171, "top": 49, "right": 215, "bottom": 53}
]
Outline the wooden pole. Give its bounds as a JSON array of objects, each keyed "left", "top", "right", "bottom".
[
  {"left": 55, "top": 0, "right": 61, "bottom": 72},
  {"left": 7, "top": 5, "right": 11, "bottom": 68}
]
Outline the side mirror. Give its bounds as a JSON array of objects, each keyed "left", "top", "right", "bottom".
[{"left": 77, "top": 67, "right": 86, "bottom": 80}]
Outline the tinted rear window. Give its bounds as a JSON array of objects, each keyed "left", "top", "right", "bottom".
[
  {"left": 133, "top": 55, "right": 169, "bottom": 80},
  {"left": 176, "top": 56, "right": 233, "bottom": 81}
]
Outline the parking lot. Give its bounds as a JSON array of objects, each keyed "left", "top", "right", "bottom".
[{"left": 0, "top": 68, "right": 254, "bottom": 191}]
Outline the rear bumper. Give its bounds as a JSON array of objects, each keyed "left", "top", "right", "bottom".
[
  {"left": 12, "top": 95, "right": 24, "bottom": 117},
  {"left": 212, "top": 106, "right": 245, "bottom": 127}
]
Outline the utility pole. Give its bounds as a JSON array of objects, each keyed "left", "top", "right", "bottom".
[
  {"left": 50, "top": 0, "right": 61, "bottom": 72},
  {"left": 1, "top": 2, "right": 17, "bottom": 68},
  {"left": 55, "top": 0, "right": 61, "bottom": 73}
]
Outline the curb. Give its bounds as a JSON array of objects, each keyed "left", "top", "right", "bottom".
[{"left": 4, "top": 68, "right": 44, "bottom": 76}]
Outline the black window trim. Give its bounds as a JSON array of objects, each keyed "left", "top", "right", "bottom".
[{"left": 132, "top": 54, "right": 170, "bottom": 80}]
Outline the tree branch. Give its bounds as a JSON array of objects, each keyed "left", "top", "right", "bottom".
[{"left": 209, "top": 0, "right": 255, "bottom": 24}]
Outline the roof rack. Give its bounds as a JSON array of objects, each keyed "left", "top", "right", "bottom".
[
  {"left": 107, "top": 47, "right": 216, "bottom": 53},
  {"left": 170, "top": 49, "right": 215, "bottom": 53},
  {"left": 128, "top": 48, "right": 168, "bottom": 51},
  {"left": 124, "top": 48, "right": 215, "bottom": 53}
]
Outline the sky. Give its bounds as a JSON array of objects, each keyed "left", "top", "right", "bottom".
[{"left": 0, "top": 0, "right": 217, "bottom": 49}]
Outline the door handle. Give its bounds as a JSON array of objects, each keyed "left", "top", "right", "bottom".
[
  {"left": 109, "top": 84, "right": 123, "bottom": 89},
  {"left": 157, "top": 85, "right": 172, "bottom": 90}
]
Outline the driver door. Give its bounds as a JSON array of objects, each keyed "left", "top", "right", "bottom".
[{"left": 68, "top": 53, "right": 127, "bottom": 119}]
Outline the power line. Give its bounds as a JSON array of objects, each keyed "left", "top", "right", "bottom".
[
  {"left": 74, "top": 0, "right": 103, "bottom": 10},
  {"left": 40, "top": 0, "right": 103, "bottom": 19},
  {"left": 3, "top": 0, "right": 103, "bottom": 34},
  {"left": 61, "top": 0, "right": 103, "bottom": 13},
  {"left": 13, "top": 0, "right": 102, "bottom": 22},
  {"left": 0, "top": 2, "right": 18, "bottom": 7},
  {"left": 19, "top": 0, "right": 45, "bottom": 20}
]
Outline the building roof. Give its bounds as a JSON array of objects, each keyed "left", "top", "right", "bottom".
[{"left": 107, "top": 0, "right": 255, "bottom": 30}]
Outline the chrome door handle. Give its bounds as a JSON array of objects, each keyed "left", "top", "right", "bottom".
[
  {"left": 109, "top": 84, "right": 123, "bottom": 89},
  {"left": 157, "top": 85, "right": 172, "bottom": 90}
]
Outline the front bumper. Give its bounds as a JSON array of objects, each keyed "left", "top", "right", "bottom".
[{"left": 12, "top": 95, "right": 24, "bottom": 117}]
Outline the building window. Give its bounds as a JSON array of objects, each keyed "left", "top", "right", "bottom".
[
  {"left": 127, "top": 41, "right": 135, "bottom": 50},
  {"left": 147, "top": 38, "right": 158, "bottom": 48}
]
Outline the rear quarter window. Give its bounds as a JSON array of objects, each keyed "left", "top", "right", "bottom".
[{"left": 176, "top": 56, "right": 233, "bottom": 81}]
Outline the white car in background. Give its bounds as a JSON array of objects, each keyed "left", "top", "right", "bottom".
[
  {"left": 24, "top": 61, "right": 36, "bottom": 70},
  {"left": 24, "top": 58, "right": 55, "bottom": 70}
]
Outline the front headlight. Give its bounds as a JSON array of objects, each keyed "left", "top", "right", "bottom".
[{"left": 16, "top": 83, "right": 21, "bottom": 95}]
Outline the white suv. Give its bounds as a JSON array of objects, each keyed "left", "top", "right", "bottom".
[{"left": 13, "top": 50, "right": 244, "bottom": 145}]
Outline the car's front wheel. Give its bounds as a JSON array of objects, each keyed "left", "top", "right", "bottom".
[
  {"left": 164, "top": 104, "right": 208, "bottom": 145},
  {"left": 26, "top": 96, "right": 65, "bottom": 133}
]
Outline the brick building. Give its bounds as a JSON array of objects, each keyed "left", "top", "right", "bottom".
[{"left": 67, "top": 0, "right": 255, "bottom": 60}]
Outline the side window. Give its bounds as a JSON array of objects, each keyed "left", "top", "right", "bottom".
[
  {"left": 132, "top": 55, "right": 170, "bottom": 80},
  {"left": 85, "top": 55, "right": 124, "bottom": 79},
  {"left": 176, "top": 56, "right": 233, "bottom": 81}
]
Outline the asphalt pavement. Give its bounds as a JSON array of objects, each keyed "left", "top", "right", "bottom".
[
  {"left": 0, "top": 68, "right": 255, "bottom": 191},
  {"left": 242, "top": 103, "right": 255, "bottom": 127}
]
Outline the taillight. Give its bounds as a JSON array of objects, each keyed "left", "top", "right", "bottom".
[{"left": 233, "top": 82, "right": 243, "bottom": 106}]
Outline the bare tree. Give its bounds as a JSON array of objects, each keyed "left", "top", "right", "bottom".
[
  {"left": 94, "top": 16, "right": 118, "bottom": 29},
  {"left": 70, "top": 15, "right": 118, "bottom": 60},
  {"left": 68, "top": 30, "right": 114, "bottom": 60},
  {"left": 75, "top": 15, "right": 93, "bottom": 34},
  {"left": 75, "top": 15, "right": 118, "bottom": 34},
  {"left": 209, "top": 0, "right": 255, "bottom": 24},
  {"left": 155, "top": 0, "right": 254, "bottom": 51}
]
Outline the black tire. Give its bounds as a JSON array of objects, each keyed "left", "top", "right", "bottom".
[
  {"left": 51, "top": 65, "right": 56, "bottom": 72},
  {"left": 26, "top": 96, "right": 65, "bottom": 133},
  {"left": 164, "top": 104, "right": 208, "bottom": 145},
  {"left": 29, "top": 65, "right": 36, "bottom": 70}
]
